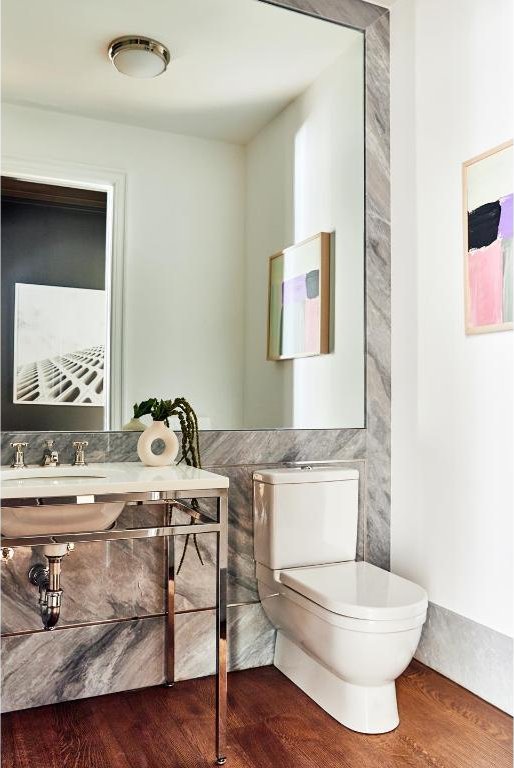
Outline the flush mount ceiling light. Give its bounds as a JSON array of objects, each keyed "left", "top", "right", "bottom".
[{"left": 108, "top": 36, "right": 170, "bottom": 78}]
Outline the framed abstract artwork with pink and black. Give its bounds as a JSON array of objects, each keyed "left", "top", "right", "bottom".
[
  {"left": 463, "top": 141, "right": 513, "bottom": 334},
  {"left": 267, "top": 232, "right": 330, "bottom": 360}
]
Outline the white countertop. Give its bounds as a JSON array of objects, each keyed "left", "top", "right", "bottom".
[{"left": 0, "top": 462, "right": 229, "bottom": 499}]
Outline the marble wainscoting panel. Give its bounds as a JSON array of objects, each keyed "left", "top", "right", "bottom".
[
  {"left": 172, "top": 503, "right": 218, "bottom": 612},
  {"left": 415, "top": 602, "right": 514, "bottom": 715},
  {"left": 174, "top": 533, "right": 217, "bottom": 612},
  {"left": 173, "top": 464, "right": 263, "bottom": 610},
  {"left": 1, "top": 428, "right": 367, "bottom": 468},
  {"left": 211, "top": 465, "right": 258, "bottom": 604},
  {"left": 1, "top": 604, "right": 274, "bottom": 712},
  {"left": 1, "top": 539, "right": 164, "bottom": 633},
  {"left": 1, "top": 617, "right": 163, "bottom": 713},
  {"left": 199, "top": 429, "right": 367, "bottom": 467},
  {"left": 363, "top": 10, "right": 391, "bottom": 571},
  {"left": 1, "top": 431, "right": 114, "bottom": 466},
  {"left": 1, "top": 505, "right": 164, "bottom": 633},
  {"left": 176, "top": 603, "right": 275, "bottom": 682}
]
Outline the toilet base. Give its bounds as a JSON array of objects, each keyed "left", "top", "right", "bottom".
[{"left": 274, "top": 631, "right": 400, "bottom": 734}]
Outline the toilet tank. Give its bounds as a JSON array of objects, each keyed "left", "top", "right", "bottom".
[{"left": 253, "top": 467, "right": 359, "bottom": 570}]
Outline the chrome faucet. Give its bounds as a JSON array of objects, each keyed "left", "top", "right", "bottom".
[
  {"left": 10, "top": 442, "right": 28, "bottom": 469},
  {"left": 41, "top": 440, "right": 60, "bottom": 467},
  {"left": 72, "top": 441, "right": 88, "bottom": 467}
]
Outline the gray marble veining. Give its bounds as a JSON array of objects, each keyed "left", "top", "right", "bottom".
[
  {"left": 1, "top": 603, "right": 275, "bottom": 712},
  {"left": 363, "top": 10, "right": 391, "bottom": 570},
  {"left": 176, "top": 603, "right": 275, "bottom": 682},
  {"left": 262, "top": 0, "right": 387, "bottom": 31},
  {"left": 415, "top": 602, "right": 513, "bottom": 715},
  {"left": 1, "top": 504, "right": 165, "bottom": 634},
  {"left": 198, "top": 428, "right": 367, "bottom": 466},
  {"left": 1, "top": 539, "right": 164, "bottom": 633},
  {"left": 0, "top": 428, "right": 369, "bottom": 467},
  {"left": 1, "top": 617, "right": 164, "bottom": 712}
]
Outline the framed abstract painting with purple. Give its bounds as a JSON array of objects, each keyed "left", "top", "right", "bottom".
[
  {"left": 463, "top": 140, "right": 513, "bottom": 335},
  {"left": 267, "top": 232, "right": 330, "bottom": 361}
]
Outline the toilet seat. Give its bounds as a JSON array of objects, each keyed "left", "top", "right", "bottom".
[{"left": 278, "top": 561, "right": 427, "bottom": 625}]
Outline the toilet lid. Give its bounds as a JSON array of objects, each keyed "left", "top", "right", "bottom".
[{"left": 280, "top": 561, "right": 428, "bottom": 621}]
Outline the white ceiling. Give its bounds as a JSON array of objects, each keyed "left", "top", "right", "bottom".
[{"left": 1, "top": 0, "right": 361, "bottom": 144}]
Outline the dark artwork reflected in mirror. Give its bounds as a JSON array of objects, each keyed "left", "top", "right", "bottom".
[{"left": 1, "top": 178, "right": 108, "bottom": 431}]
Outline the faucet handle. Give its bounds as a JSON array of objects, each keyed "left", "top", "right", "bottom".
[
  {"left": 10, "top": 442, "right": 28, "bottom": 469},
  {"left": 72, "top": 441, "right": 89, "bottom": 466},
  {"left": 40, "top": 439, "right": 59, "bottom": 467}
]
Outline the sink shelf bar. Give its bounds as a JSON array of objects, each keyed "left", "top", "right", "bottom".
[
  {"left": 0, "top": 521, "right": 221, "bottom": 548},
  {"left": 1, "top": 487, "right": 229, "bottom": 766},
  {"left": 1, "top": 611, "right": 167, "bottom": 639},
  {"left": 1, "top": 486, "right": 224, "bottom": 507}
]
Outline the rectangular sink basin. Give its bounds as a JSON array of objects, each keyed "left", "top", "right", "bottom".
[
  {"left": 1, "top": 465, "right": 124, "bottom": 537},
  {"left": 2, "top": 467, "right": 108, "bottom": 484}
]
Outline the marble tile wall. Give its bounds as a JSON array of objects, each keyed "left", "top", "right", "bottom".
[
  {"left": 1, "top": 0, "right": 391, "bottom": 712},
  {"left": 415, "top": 602, "right": 514, "bottom": 715}
]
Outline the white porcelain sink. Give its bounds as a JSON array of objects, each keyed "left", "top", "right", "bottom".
[
  {"left": 1, "top": 465, "right": 125, "bottom": 537},
  {"left": 2, "top": 466, "right": 108, "bottom": 484}
]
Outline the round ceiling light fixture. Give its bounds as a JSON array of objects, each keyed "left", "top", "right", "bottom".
[{"left": 108, "top": 36, "right": 170, "bottom": 78}]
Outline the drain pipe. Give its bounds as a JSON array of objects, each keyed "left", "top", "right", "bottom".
[{"left": 28, "top": 544, "right": 73, "bottom": 630}]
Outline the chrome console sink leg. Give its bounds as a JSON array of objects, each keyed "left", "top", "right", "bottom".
[
  {"left": 215, "top": 489, "right": 228, "bottom": 766},
  {"left": 164, "top": 503, "right": 175, "bottom": 688}
]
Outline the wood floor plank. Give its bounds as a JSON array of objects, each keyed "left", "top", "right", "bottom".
[
  {"left": 2, "top": 662, "right": 512, "bottom": 768},
  {"left": 395, "top": 670, "right": 511, "bottom": 768},
  {"left": 232, "top": 722, "right": 316, "bottom": 768},
  {"left": 401, "top": 661, "right": 512, "bottom": 748},
  {"left": 92, "top": 689, "right": 207, "bottom": 768},
  {"left": 265, "top": 712, "right": 434, "bottom": 768},
  {"left": 51, "top": 698, "right": 133, "bottom": 768},
  {"left": 179, "top": 715, "right": 254, "bottom": 768},
  {"left": 2, "top": 706, "right": 61, "bottom": 768}
]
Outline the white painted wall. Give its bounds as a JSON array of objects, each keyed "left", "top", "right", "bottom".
[
  {"left": 243, "top": 36, "right": 365, "bottom": 428},
  {"left": 391, "top": 0, "right": 513, "bottom": 638},
  {"left": 2, "top": 104, "right": 246, "bottom": 428}
]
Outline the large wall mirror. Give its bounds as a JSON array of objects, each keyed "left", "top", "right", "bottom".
[{"left": 1, "top": 0, "right": 365, "bottom": 432}]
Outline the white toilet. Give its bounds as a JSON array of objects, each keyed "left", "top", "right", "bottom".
[{"left": 253, "top": 466, "right": 427, "bottom": 734}]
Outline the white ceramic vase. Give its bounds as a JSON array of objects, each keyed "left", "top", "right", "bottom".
[{"left": 137, "top": 420, "right": 179, "bottom": 467}]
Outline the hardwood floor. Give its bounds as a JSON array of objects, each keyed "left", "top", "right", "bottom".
[{"left": 2, "top": 661, "right": 512, "bottom": 768}]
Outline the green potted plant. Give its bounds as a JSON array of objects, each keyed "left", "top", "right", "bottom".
[
  {"left": 133, "top": 396, "right": 204, "bottom": 571},
  {"left": 134, "top": 397, "right": 201, "bottom": 468}
]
